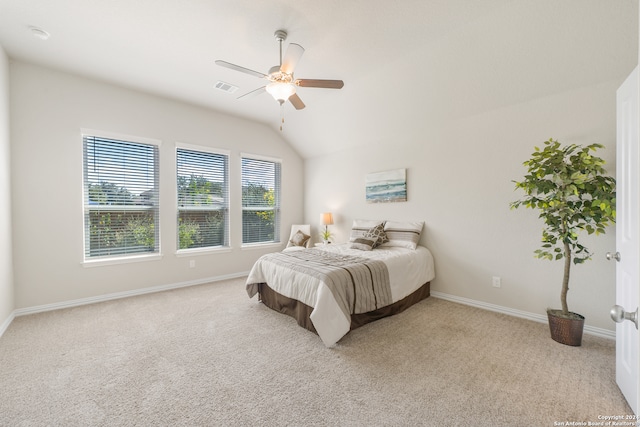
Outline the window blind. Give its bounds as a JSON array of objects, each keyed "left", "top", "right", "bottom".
[
  {"left": 176, "top": 147, "right": 229, "bottom": 249},
  {"left": 241, "top": 156, "right": 281, "bottom": 244},
  {"left": 83, "top": 135, "right": 160, "bottom": 259}
]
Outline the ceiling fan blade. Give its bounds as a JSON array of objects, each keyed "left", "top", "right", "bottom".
[
  {"left": 237, "top": 86, "right": 266, "bottom": 100},
  {"left": 215, "top": 60, "right": 267, "bottom": 79},
  {"left": 289, "top": 93, "right": 305, "bottom": 110},
  {"left": 281, "top": 43, "right": 305, "bottom": 74},
  {"left": 295, "top": 79, "right": 344, "bottom": 89}
]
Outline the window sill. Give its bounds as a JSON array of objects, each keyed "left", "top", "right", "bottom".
[
  {"left": 241, "top": 242, "right": 283, "bottom": 251},
  {"left": 82, "top": 254, "right": 163, "bottom": 268},
  {"left": 175, "top": 247, "right": 232, "bottom": 257}
]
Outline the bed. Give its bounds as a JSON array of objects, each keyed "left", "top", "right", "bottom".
[{"left": 246, "top": 219, "right": 436, "bottom": 346}]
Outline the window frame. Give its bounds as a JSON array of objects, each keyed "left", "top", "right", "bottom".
[
  {"left": 81, "top": 129, "right": 162, "bottom": 266},
  {"left": 175, "top": 143, "right": 230, "bottom": 254},
  {"left": 241, "top": 153, "right": 282, "bottom": 247}
]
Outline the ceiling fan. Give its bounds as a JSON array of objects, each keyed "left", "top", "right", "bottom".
[{"left": 215, "top": 30, "right": 344, "bottom": 111}]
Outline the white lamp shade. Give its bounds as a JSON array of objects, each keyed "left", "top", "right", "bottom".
[
  {"left": 266, "top": 82, "right": 296, "bottom": 102},
  {"left": 321, "top": 212, "right": 334, "bottom": 226}
]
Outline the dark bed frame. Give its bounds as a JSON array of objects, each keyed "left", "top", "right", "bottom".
[{"left": 257, "top": 281, "right": 431, "bottom": 335}]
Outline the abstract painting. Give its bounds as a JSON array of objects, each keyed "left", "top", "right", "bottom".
[{"left": 365, "top": 168, "right": 407, "bottom": 203}]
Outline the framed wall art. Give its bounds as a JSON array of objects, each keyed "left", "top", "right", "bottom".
[{"left": 365, "top": 168, "right": 407, "bottom": 203}]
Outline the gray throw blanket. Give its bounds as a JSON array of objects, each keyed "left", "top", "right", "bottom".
[{"left": 251, "top": 248, "right": 392, "bottom": 317}]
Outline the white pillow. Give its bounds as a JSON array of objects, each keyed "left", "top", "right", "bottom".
[
  {"left": 349, "top": 219, "right": 385, "bottom": 242},
  {"left": 380, "top": 221, "right": 424, "bottom": 250}
]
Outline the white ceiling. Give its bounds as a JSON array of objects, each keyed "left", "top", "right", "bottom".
[{"left": 0, "top": 0, "right": 637, "bottom": 158}]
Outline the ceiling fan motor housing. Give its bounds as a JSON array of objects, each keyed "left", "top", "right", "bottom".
[{"left": 274, "top": 30, "right": 287, "bottom": 42}]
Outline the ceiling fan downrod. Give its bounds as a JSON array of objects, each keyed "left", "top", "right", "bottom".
[{"left": 274, "top": 30, "right": 287, "bottom": 67}]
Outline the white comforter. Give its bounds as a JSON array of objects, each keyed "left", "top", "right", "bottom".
[{"left": 246, "top": 243, "right": 435, "bottom": 347}]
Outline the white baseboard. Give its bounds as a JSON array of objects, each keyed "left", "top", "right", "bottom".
[
  {"left": 0, "top": 310, "right": 16, "bottom": 339},
  {"left": 430, "top": 291, "right": 616, "bottom": 340},
  {"left": 13, "top": 272, "right": 250, "bottom": 317}
]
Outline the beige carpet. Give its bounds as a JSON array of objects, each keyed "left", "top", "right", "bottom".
[{"left": 0, "top": 277, "right": 633, "bottom": 426}]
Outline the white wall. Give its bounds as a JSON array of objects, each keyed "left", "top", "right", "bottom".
[
  {"left": 305, "top": 79, "right": 622, "bottom": 331},
  {"left": 10, "top": 62, "right": 304, "bottom": 309},
  {"left": 0, "top": 45, "right": 14, "bottom": 330}
]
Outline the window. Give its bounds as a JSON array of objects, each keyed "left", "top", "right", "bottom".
[
  {"left": 82, "top": 132, "right": 160, "bottom": 260},
  {"left": 176, "top": 146, "right": 229, "bottom": 250},
  {"left": 241, "top": 155, "right": 281, "bottom": 245}
]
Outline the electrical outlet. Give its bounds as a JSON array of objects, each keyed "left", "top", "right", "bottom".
[
  {"left": 189, "top": 260, "right": 196, "bottom": 268},
  {"left": 492, "top": 276, "right": 501, "bottom": 288}
]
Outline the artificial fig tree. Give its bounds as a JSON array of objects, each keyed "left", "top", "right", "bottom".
[{"left": 511, "top": 138, "right": 616, "bottom": 318}]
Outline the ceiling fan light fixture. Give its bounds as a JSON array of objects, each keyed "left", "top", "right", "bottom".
[{"left": 266, "top": 82, "right": 296, "bottom": 103}]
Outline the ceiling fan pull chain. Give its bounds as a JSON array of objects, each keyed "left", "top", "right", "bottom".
[{"left": 280, "top": 103, "right": 284, "bottom": 131}]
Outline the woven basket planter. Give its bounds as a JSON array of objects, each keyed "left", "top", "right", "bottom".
[{"left": 547, "top": 309, "right": 585, "bottom": 346}]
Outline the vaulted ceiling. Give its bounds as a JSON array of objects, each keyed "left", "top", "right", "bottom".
[{"left": 0, "top": 0, "right": 637, "bottom": 158}]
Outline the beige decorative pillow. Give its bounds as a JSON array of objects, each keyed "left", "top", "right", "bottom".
[
  {"left": 350, "top": 236, "right": 377, "bottom": 251},
  {"left": 363, "top": 223, "right": 389, "bottom": 248},
  {"left": 289, "top": 230, "right": 311, "bottom": 247}
]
